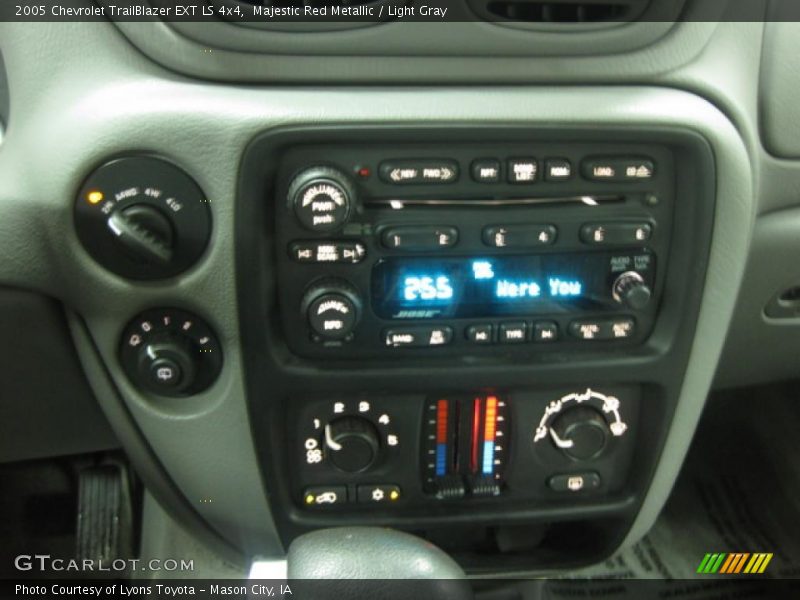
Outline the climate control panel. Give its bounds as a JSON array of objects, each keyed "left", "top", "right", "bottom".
[{"left": 289, "top": 386, "right": 638, "bottom": 512}]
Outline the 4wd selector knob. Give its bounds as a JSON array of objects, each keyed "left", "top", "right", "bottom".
[
  {"left": 612, "top": 271, "right": 652, "bottom": 310},
  {"left": 302, "top": 280, "right": 362, "bottom": 341},
  {"left": 288, "top": 166, "right": 354, "bottom": 232},
  {"left": 550, "top": 406, "right": 609, "bottom": 461},
  {"left": 324, "top": 416, "right": 381, "bottom": 473},
  {"left": 75, "top": 156, "right": 211, "bottom": 280}
]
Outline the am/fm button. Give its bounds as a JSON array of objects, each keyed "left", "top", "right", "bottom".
[{"left": 384, "top": 326, "right": 453, "bottom": 348}]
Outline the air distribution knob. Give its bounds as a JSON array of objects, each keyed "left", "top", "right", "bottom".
[
  {"left": 549, "top": 406, "right": 609, "bottom": 461},
  {"left": 324, "top": 416, "right": 381, "bottom": 473},
  {"left": 612, "top": 271, "right": 652, "bottom": 310},
  {"left": 288, "top": 166, "right": 355, "bottom": 232},
  {"left": 301, "top": 280, "right": 362, "bottom": 341}
]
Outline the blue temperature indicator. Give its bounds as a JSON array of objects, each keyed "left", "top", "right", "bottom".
[{"left": 403, "top": 275, "right": 454, "bottom": 302}]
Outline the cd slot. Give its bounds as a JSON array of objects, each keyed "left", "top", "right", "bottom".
[{"left": 365, "top": 195, "right": 625, "bottom": 210}]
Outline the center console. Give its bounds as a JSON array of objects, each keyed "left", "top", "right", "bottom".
[{"left": 233, "top": 125, "right": 715, "bottom": 571}]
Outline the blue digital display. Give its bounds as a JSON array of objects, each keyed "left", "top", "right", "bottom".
[
  {"left": 402, "top": 275, "right": 454, "bottom": 301},
  {"left": 373, "top": 255, "right": 600, "bottom": 319}
]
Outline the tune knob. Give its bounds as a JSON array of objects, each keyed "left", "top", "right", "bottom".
[
  {"left": 549, "top": 406, "right": 609, "bottom": 461},
  {"left": 612, "top": 271, "right": 652, "bottom": 310},
  {"left": 301, "top": 280, "right": 362, "bottom": 341},
  {"left": 288, "top": 166, "right": 355, "bottom": 232},
  {"left": 324, "top": 416, "right": 381, "bottom": 473}
]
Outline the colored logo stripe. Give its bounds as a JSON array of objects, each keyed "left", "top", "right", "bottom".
[
  {"left": 698, "top": 553, "right": 773, "bottom": 574},
  {"left": 745, "top": 553, "right": 773, "bottom": 574},
  {"left": 697, "top": 553, "right": 727, "bottom": 574}
]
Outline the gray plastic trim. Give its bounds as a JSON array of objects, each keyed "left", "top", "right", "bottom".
[
  {"left": 68, "top": 314, "right": 244, "bottom": 565},
  {"left": 0, "top": 21, "right": 753, "bottom": 564},
  {"left": 111, "top": 19, "right": 721, "bottom": 83},
  {"left": 760, "top": 20, "right": 800, "bottom": 158},
  {"left": 715, "top": 207, "right": 800, "bottom": 388}
]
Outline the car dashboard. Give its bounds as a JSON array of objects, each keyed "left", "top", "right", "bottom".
[{"left": 1, "top": 0, "right": 800, "bottom": 580}]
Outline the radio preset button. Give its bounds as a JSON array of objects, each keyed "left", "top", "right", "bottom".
[
  {"left": 471, "top": 159, "right": 501, "bottom": 183},
  {"left": 483, "top": 224, "right": 557, "bottom": 247},
  {"left": 545, "top": 159, "right": 573, "bottom": 181},
  {"left": 499, "top": 322, "right": 527, "bottom": 343},
  {"left": 533, "top": 321, "right": 559, "bottom": 342},
  {"left": 581, "top": 157, "right": 655, "bottom": 182},
  {"left": 466, "top": 324, "right": 494, "bottom": 344},
  {"left": 381, "top": 226, "right": 458, "bottom": 250},
  {"left": 289, "top": 241, "right": 366, "bottom": 264},
  {"left": 379, "top": 160, "right": 459, "bottom": 184},
  {"left": 384, "top": 326, "right": 453, "bottom": 348},
  {"left": 580, "top": 222, "right": 652, "bottom": 246},
  {"left": 569, "top": 318, "right": 636, "bottom": 341},
  {"left": 508, "top": 158, "right": 538, "bottom": 183}
]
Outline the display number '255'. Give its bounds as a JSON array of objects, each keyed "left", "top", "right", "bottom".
[{"left": 403, "top": 276, "right": 454, "bottom": 301}]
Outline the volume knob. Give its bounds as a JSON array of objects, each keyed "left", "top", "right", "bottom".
[
  {"left": 301, "top": 280, "right": 362, "bottom": 341},
  {"left": 288, "top": 166, "right": 354, "bottom": 232},
  {"left": 612, "top": 271, "right": 652, "bottom": 310}
]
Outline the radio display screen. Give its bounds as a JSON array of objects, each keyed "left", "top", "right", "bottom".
[{"left": 371, "top": 253, "right": 643, "bottom": 319}]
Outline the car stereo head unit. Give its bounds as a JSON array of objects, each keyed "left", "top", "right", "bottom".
[{"left": 272, "top": 139, "right": 674, "bottom": 359}]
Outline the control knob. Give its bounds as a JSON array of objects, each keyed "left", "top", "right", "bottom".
[
  {"left": 136, "top": 339, "right": 196, "bottom": 394},
  {"left": 612, "top": 271, "right": 652, "bottom": 310},
  {"left": 107, "top": 204, "right": 174, "bottom": 265},
  {"left": 75, "top": 156, "right": 211, "bottom": 280},
  {"left": 301, "top": 280, "right": 362, "bottom": 341},
  {"left": 549, "top": 406, "right": 609, "bottom": 461},
  {"left": 324, "top": 416, "right": 381, "bottom": 473},
  {"left": 288, "top": 166, "right": 355, "bottom": 232},
  {"left": 120, "top": 308, "right": 222, "bottom": 397}
]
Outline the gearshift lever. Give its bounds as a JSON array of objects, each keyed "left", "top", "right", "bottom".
[{"left": 285, "top": 527, "right": 473, "bottom": 600}]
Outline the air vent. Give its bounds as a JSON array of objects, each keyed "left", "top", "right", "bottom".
[
  {"left": 212, "top": 0, "right": 397, "bottom": 31},
  {"left": 235, "top": 0, "right": 379, "bottom": 6},
  {"left": 471, "top": 0, "right": 652, "bottom": 24}
]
